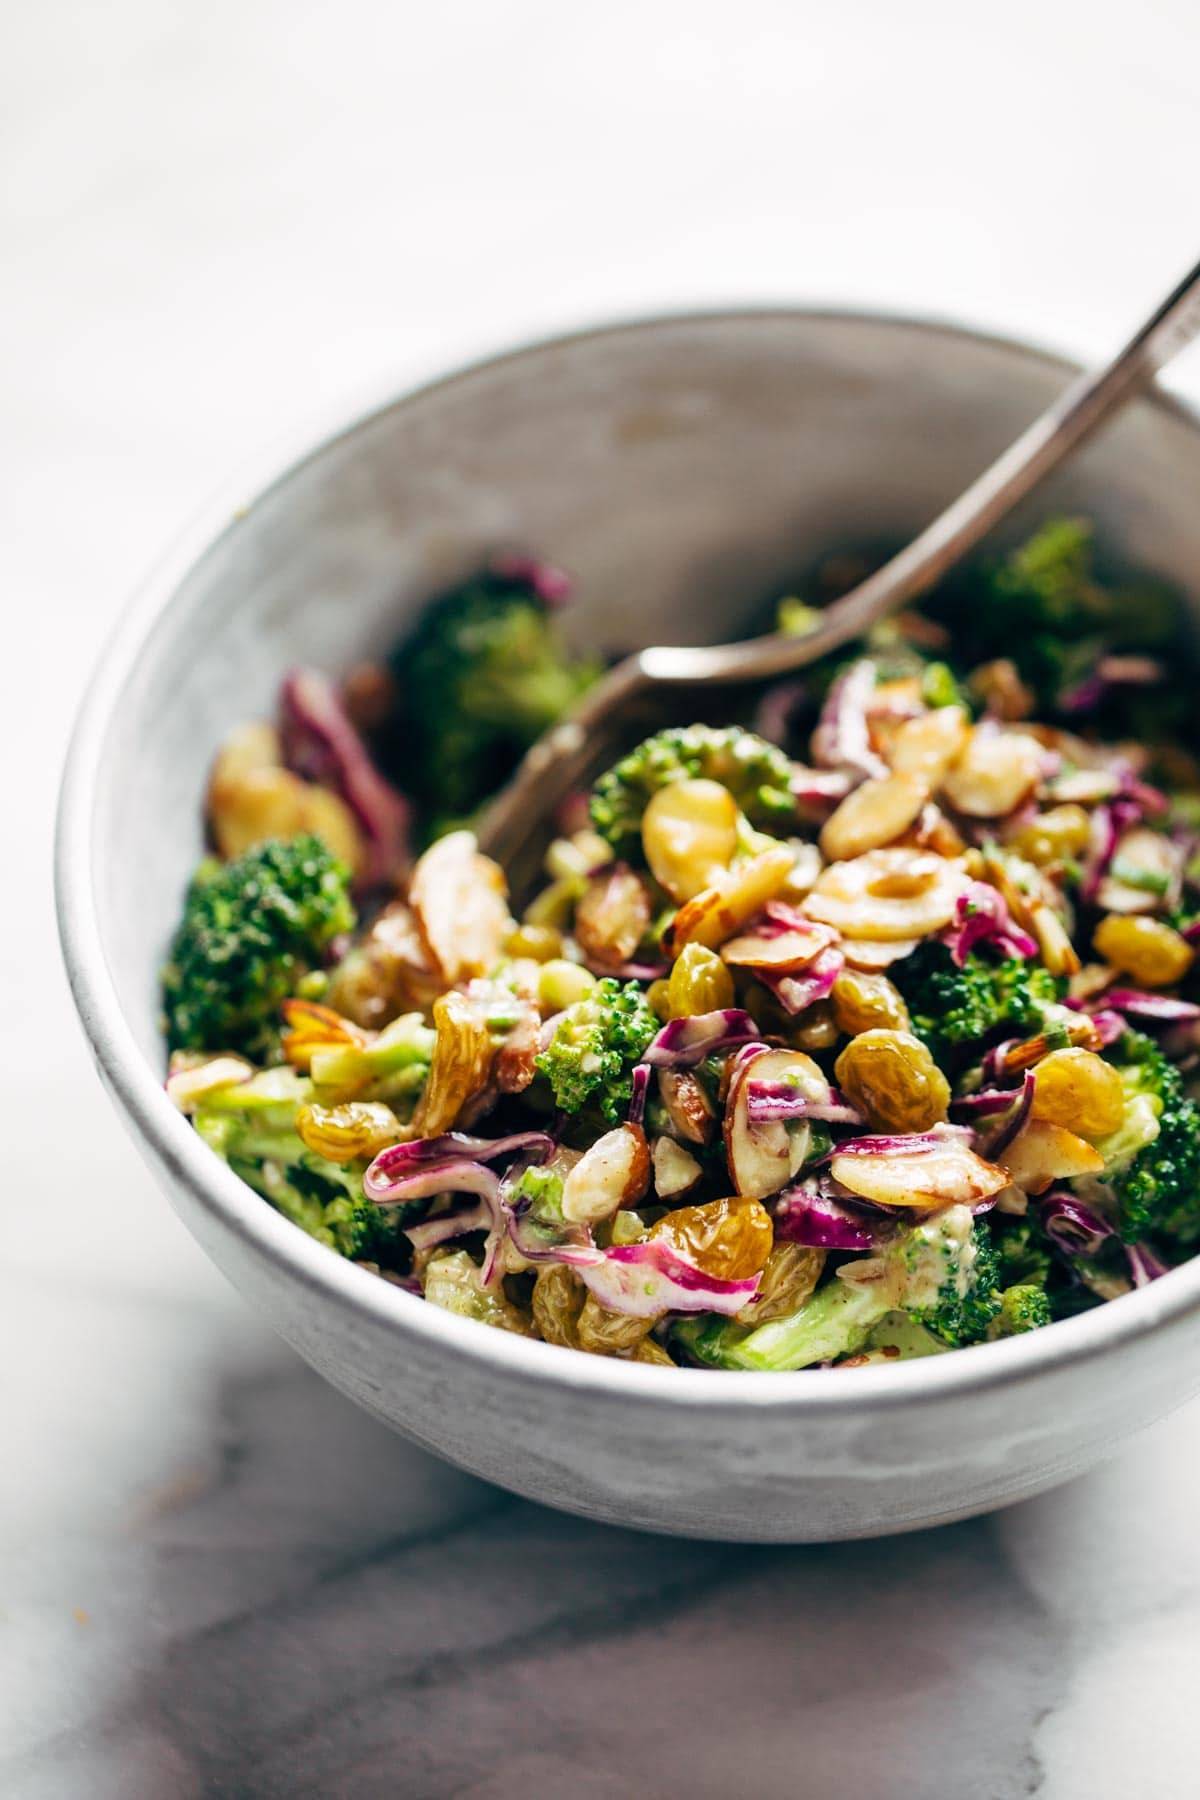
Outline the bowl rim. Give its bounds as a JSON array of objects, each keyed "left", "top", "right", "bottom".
[{"left": 55, "top": 302, "right": 1200, "bottom": 1414}]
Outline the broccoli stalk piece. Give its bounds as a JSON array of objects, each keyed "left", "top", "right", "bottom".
[
  {"left": 893, "top": 943, "right": 1063, "bottom": 1067},
  {"left": 589, "top": 725, "right": 799, "bottom": 860},
  {"left": 1103, "top": 1030, "right": 1200, "bottom": 1246},
  {"left": 194, "top": 1073, "right": 403, "bottom": 1261},
  {"left": 675, "top": 1208, "right": 1002, "bottom": 1371},
  {"left": 394, "top": 566, "right": 598, "bottom": 831},
  {"left": 162, "top": 836, "right": 354, "bottom": 1060},
  {"left": 533, "top": 978, "right": 657, "bottom": 1125}
]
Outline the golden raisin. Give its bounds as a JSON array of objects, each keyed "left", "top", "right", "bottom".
[
  {"left": 834, "top": 1028, "right": 951, "bottom": 1133},
  {"left": 667, "top": 942, "right": 736, "bottom": 1018},
  {"left": 1029, "top": 1048, "right": 1126, "bottom": 1142},
  {"left": 1094, "top": 914, "right": 1193, "bottom": 989},
  {"left": 789, "top": 1001, "right": 840, "bottom": 1052},
  {"left": 1008, "top": 805, "right": 1092, "bottom": 867},
  {"left": 649, "top": 1194, "right": 773, "bottom": 1280},
  {"left": 505, "top": 922, "right": 564, "bottom": 962},
  {"left": 831, "top": 968, "right": 911, "bottom": 1035}
]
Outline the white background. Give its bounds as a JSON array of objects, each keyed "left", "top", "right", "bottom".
[{"left": 5, "top": 3, "right": 1200, "bottom": 1793}]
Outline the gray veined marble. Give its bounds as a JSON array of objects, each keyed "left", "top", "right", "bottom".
[{"left": 56, "top": 311, "right": 1200, "bottom": 1546}]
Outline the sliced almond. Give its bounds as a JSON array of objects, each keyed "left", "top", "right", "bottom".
[
  {"left": 840, "top": 936, "right": 921, "bottom": 971},
  {"left": 720, "top": 919, "right": 836, "bottom": 973},
  {"left": 829, "top": 1141, "right": 1009, "bottom": 1209},
  {"left": 889, "top": 705, "right": 969, "bottom": 784},
  {"left": 940, "top": 727, "right": 1044, "bottom": 818},
  {"left": 724, "top": 1047, "right": 829, "bottom": 1198},
  {"left": 562, "top": 1124, "right": 651, "bottom": 1224},
  {"left": 818, "top": 772, "right": 929, "bottom": 863},
  {"left": 669, "top": 846, "right": 796, "bottom": 953},
  {"left": 803, "top": 847, "right": 968, "bottom": 942},
  {"left": 1000, "top": 1119, "right": 1105, "bottom": 1195},
  {"left": 652, "top": 1136, "right": 703, "bottom": 1199}
]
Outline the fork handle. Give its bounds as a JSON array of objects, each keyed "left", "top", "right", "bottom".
[
  {"left": 643, "top": 253, "right": 1200, "bottom": 685},
  {"left": 479, "top": 257, "right": 1200, "bottom": 869}
]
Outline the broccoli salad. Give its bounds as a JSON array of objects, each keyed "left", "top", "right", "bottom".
[{"left": 162, "top": 522, "right": 1200, "bottom": 1370}]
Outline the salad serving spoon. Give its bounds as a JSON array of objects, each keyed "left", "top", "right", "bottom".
[{"left": 478, "top": 259, "right": 1200, "bottom": 883}]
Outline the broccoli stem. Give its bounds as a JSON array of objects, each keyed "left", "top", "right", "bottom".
[{"left": 676, "top": 1279, "right": 890, "bottom": 1371}]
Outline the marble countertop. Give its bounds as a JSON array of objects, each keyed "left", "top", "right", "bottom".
[{"left": 7, "top": 2, "right": 1200, "bottom": 1792}]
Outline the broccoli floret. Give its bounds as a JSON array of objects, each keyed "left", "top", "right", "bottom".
[
  {"left": 675, "top": 1205, "right": 1002, "bottom": 1370},
  {"left": 989, "top": 1285, "right": 1054, "bottom": 1338},
  {"left": 534, "top": 978, "right": 657, "bottom": 1124},
  {"left": 928, "top": 518, "right": 1179, "bottom": 715},
  {"left": 194, "top": 1074, "right": 402, "bottom": 1261},
  {"left": 1104, "top": 1030, "right": 1200, "bottom": 1246},
  {"left": 894, "top": 943, "right": 1063, "bottom": 1065},
  {"left": 162, "top": 836, "right": 355, "bottom": 1059},
  {"left": 394, "top": 567, "right": 598, "bottom": 830},
  {"left": 991, "top": 1215, "right": 1054, "bottom": 1289},
  {"left": 905, "top": 1216, "right": 1002, "bottom": 1347},
  {"left": 589, "top": 725, "right": 798, "bottom": 859}
]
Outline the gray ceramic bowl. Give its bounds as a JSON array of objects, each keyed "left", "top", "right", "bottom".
[{"left": 57, "top": 310, "right": 1200, "bottom": 1542}]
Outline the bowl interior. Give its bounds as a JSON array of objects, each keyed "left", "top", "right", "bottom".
[{"left": 90, "top": 310, "right": 1200, "bottom": 1076}]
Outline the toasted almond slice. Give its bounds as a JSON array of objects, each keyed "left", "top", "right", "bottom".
[
  {"left": 819, "top": 772, "right": 929, "bottom": 863},
  {"left": 1000, "top": 1119, "right": 1105, "bottom": 1195},
  {"left": 829, "top": 1142, "right": 1009, "bottom": 1209},
  {"left": 840, "top": 936, "right": 921, "bottom": 971},
  {"left": 889, "top": 705, "right": 970, "bottom": 783},
  {"left": 652, "top": 1135, "right": 703, "bottom": 1199},
  {"left": 562, "top": 1124, "right": 651, "bottom": 1224},
  {"left": 940, "top": 727, "right": 1044, "bottom": 818},
  {"left": 669, "top": 846, "right": 796, "bottom": 953},
  {"left": 724, "top": 1047, "right": 829, "bottom": 1198},
  {"left": 720, "top": 920, "right": 836, "bottom": 973},
  {"left": 803, "top": 847, "right": 968, "bottom": 941}
]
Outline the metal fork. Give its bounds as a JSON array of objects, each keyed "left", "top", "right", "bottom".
[{"left": 478, "top": 259, "right": 1200, "bottom": 885}]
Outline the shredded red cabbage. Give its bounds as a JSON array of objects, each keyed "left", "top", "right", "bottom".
[
  {"left": 640, "top": 1009, "right": 762, "bottom": 1068},
  {"left": 365, "top": 1130, "right": 554, "bottom": 1201},
  {"left": 941, "top": 881, "right": 1038, "bottom": 968},
  {"left": 578, "top": 1239, "right": 761, "bottom": 1318},
  {"left": 983, "top": 1069, "right": 1036, "bottom": 1160},
  {"left": 1040, "top": 1191, "right": 1113, "bottom": 1257},
  {"left": 811, "top": 658, "right": 887, "bottom": 781},
  {"left": 279, "top": 668, "right": 412, "bottom": 889},
  {"left": 773, "top": 1178, "right": 885, "bottom": 1250},
  {"left": 1126, "top": 1241, "right": 1169, "bottom": 1286},
  {"left": 488, "top": 552, "right": 572, "bottom": 606},
  {"left": 1102, "top": 989, "right": 1200, "bottom": 1026},
  {"left": 759, "top": 945, "right": 844, "bottom": 1016},
  {"left": 744, "top": 1080, "right": 864, "bottom": 1126}
]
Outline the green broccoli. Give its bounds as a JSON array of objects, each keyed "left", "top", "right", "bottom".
[
  {"left": 1102, "top": 1030, "right": 1200, "bottom": 1246},
  {"left": 394, "top": 566, "right": 598, "bottom": 831},
  {"left": 991, "top": 1215, "right": 1054, "bottom": 1290},
  {"left": 162, "top": 836, "right": 355, "bottom": 1059},
  {"left": 193, "top": 1073, "right": 403, "bottom": 1261},
  {"left": 675, "top": 1208, "right": 1001, "bottom": 1371},
  {"left": 905, "top": 1215, "right": 1002, "bottom": 1347},
  {"left": 534, "top": 977, "right": 657, "bottom": 1124},
  {"left": 927, "top": 517, "right": 1179, "bottom": 714},
  {"left": 988, "top": 1285, "right": 1054, "bottom": 1338},
  {"left": 893, "top": 943, "right": 1063, "bottom": 1066},
  {"left": 589, "top": 725, "right": 799, "bottom": 860}
]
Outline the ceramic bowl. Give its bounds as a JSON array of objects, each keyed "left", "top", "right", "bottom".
[{"left": 56, "top": 310, "right": 1200, "bottom": 1541}]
